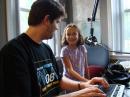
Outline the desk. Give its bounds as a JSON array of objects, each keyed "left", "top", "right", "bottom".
[
  {"left": 123, "top": 82, "right": 130, "bottom": 97},
  {"left": 123, "top": 88, "right": 130, "bottom": 97},
  {"left": 120, "top": 61, "right": 130, "bottom": 97}
]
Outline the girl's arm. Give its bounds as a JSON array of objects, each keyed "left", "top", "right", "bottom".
[{"left": 62, "top": 56, "right": 88, "bottom": 81}]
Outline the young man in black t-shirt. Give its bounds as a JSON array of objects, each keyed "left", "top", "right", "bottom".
[{"left": 0, "top": 0, "right": 109, "bottom": 97}]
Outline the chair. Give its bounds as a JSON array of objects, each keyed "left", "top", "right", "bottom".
[
  {"left": 56, "top": 57, "right": 64, "bottom": 75},
  {"left": 56, "top": 57, "right": 67, "bottom": 94},
  {"left": 85, "top": 44, "right": 110, "bottom": 78}
]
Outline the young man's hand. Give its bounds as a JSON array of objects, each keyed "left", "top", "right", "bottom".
[
  {"left": 57, "top": 85, "right": 106, "bottom": 97},
  {"left": 81, "top": 77, "right": 109, "bottom": 89}
]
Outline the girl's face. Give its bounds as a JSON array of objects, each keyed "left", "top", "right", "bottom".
[{"left": 65, "top": 27, "right": 79, "bottom": 46}]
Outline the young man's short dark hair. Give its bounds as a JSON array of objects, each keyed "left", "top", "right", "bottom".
[{"left": 28, "top": 0, "right": 65, "bottom": 26}]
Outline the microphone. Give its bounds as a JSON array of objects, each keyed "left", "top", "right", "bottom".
[{"left": 85, "top": 0, "right": 99, "bottom": 46}]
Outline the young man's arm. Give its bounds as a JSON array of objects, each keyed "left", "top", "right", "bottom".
[
  {"left": 57, "top": 76, "right": 109, "bottom": 97},
  {"left": 57, "top": 76, "right": 106, "bottom": 97},
  {"left": 56, "top": 88, "right": 106, "bottom": 97},
  {"left": 60, "top": 76, "right": 80, "bottom": 91}
]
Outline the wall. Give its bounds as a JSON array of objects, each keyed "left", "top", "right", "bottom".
[
  {"left": 0, "top": 0, "right": 7, "bottom": 49},
  {"left": 72, "top": 0, "right": 101, "bottom": 43},
  {"left": 71, "top": 0, "right": 112, "bottom": 46},
  {"left": 0, "top": 0, "right": 20, "bottom": 49}
]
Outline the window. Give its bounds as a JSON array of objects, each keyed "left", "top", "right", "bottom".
[
  {"left": 122, "top": 0, "right": 130, "bottom": 52},
  {"left": 19, "top": 0, "right": 36, "bottom": 34},
  {"left": 111, "top": 0, "right": 130, "bottom": 53}
]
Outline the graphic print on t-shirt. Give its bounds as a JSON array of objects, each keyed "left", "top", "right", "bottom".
[{"left": 35, "top": 59, "right": 60, "bottom": 97}]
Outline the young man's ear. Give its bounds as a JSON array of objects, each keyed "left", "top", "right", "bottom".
[{"left": 42, "top": 15, "right": 51, "bottom": 25}]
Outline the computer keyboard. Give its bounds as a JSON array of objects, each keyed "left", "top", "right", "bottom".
[{"left": 98, "top": 84, "right": 125, "bottom": 97}]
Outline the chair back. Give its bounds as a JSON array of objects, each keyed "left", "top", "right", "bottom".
[
  {"left": 56, "top": 57, "right": 64, "bottom": 75},
  {"left": 85, "top": 44, "right": 109, "bottom": 78}
]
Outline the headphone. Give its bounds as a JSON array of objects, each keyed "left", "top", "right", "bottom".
[{"left": 104, "top": 64, "right": 130, "bottom": 85}]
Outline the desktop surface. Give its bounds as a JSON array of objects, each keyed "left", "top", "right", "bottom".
[{"left": 123, "top": 82, "right": 130, "bottom": 97}]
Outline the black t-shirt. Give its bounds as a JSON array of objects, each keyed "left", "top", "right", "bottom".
[{"left": 0, "top": 33, "right": 62, "bottom": 97}]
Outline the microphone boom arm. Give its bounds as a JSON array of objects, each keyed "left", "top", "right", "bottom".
[{"left": 86, "top": 0, "right": 99, "bottom": 45}]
